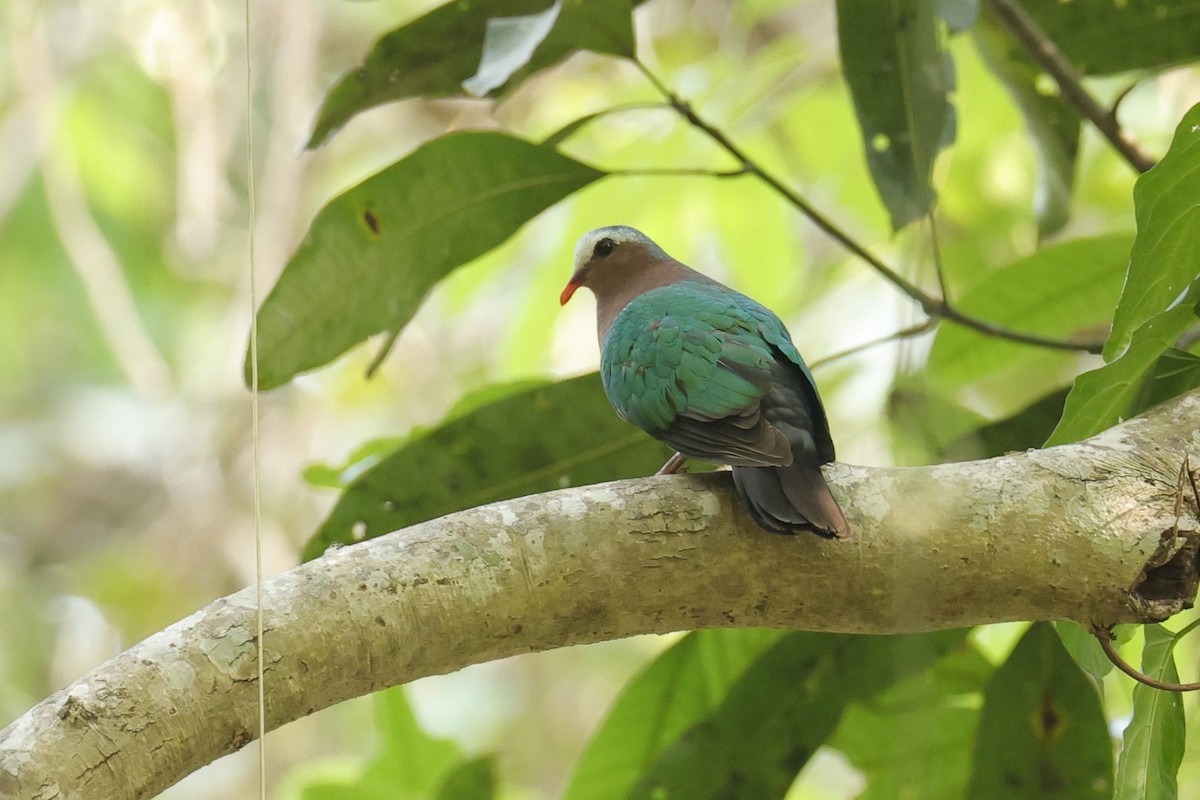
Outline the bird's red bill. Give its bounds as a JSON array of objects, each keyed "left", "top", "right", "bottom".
[{"left": 560, "top": 281, "right": 581, "bottom": 305}]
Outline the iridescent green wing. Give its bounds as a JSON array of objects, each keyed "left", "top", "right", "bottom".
[{"left": 600, "top": 282, "right": 793, "bottom": 466}]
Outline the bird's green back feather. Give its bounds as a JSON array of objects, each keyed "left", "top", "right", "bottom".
[{"left": 600, "top": 281, "right": 814, "bottom": 432}]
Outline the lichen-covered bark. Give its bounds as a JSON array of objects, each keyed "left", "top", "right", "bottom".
[{"left": 3, "top": 392, "right": 1199, "bottom": 800}]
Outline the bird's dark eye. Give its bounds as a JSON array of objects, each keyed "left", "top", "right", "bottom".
[{"left": 593, "top": 237, "right": 616, "bottom": 258}]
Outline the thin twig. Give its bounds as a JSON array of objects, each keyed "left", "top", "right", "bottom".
[
  {"left": 809, "top": 319, "right": 938, "bottom": 371},
  {"left": 1096, "top": 619, "right": 1200, "bottom": 692},
  {"left": 986, "top": 0, "right": 1156, "bottom": 173},
  {"left": 22, "top": 19, "right": 172, "bottom": 398},
  {"left": 543, "top": 101, "right": 674, "bottom": 147},
  {"left": 366, "top": 326, "right": 403, "bottom": 379},
  {"left": 608, "top": 166, "right": 751, "bottom": 179},
  {"left": 924, "top": 212, "right": 950, "bottom": 307},
  {"left": 633, "top": 60, "right": 1105, "bottom": 356}
]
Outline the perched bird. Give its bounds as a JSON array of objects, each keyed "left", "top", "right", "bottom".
[{"left": 560, "top": 225, "right": 850, "bottom": 539}]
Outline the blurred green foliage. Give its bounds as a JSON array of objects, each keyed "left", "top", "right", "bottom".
[{"left": 6, "top": 0, "right": 1200, "bottom": 798}]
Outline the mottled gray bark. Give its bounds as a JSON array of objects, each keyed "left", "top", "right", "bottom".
[{"left": 3, "top": 391, "right": 1199, "bottom": 800}]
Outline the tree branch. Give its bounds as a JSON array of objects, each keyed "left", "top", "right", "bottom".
[
  {"left": 5, "top": 391, "right": 1200, "bottom": 798},
  {"left": 985, "top": 0, "right": 1157, "bottom": 173},
  {"left": 632, "top": 62, "right": 1105, "bottom": 356}
]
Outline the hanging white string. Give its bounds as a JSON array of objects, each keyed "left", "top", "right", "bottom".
[{"left": 243, "top": 0, "right": 267, "bottom": 796}]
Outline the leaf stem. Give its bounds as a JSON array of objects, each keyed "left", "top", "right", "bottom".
[
  {"left": 985, "top": 0, "right": 1156, "bottom": 173},
  {"left": 633, "top": 59, "right": 1105, "bottom": 356}
]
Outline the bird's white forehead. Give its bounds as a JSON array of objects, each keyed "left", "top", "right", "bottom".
[{"left": 572, "top": 225, "right": 663, "bottom": 268}]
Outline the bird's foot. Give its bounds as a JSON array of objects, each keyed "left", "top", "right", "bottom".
[{"left": 656, "top": 451, "right": 689, "bottom": 475}]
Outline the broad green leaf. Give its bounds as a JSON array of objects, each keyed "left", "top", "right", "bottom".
[
  {"left": 966, "top": 622, "right": 1113, "bottom": 800},
  {"left": 836, "top": 0, "right": 955, "bottom": 230},
  {"left": 563, "top": 629, "right": 785, "bottom": 800},
  {"left": 1106, "top": 103, "right": 1200, "bottom": 360},
  {"left": 303, "top": 436, "right": 406, "bottom": 490},
  {"left": 432, "top": 756, "right": 496, "bottom": 800},
  {"left": 363, "top": 686, "right": 463, "bottom": 795},
  {"left": 832, "top": 640, "right": 992, "bottom": 800},
  {"left": 302, "top": 375, "right": 672, "bottom": 561},
  {"left": 1030, "top": 0, "right": 1200, "bottom": 76},
  {"left": 1055, "top": 621, "right": 1113, "bottom": 683},
  {"left": 250, "top": 132, "right": 603, "bottom": 390},
  {"left": 1047, "top": 107, "right": 1200, "bottom": 445},
  {"left": 1045, "top": 277, "right": 1200, "bottom": 446},
  {"left": 298, "top": 686, "right": 463, "bottom": 800},
  {"left": 1133, "top": 349, "right": 1200, "bottom": 415},
  {"left": 1113, "top": 625, "right": 1186, "bottom": 800},
  {"left": 627, "top": 630, "right": 968, "bottom": 799},
  {"left": 974, "top": 7, "right": 1079, "bottom": 235},
  {"left": 886, "top": 381, "right": 985, "bottom": 465},
  {"left": 938, "top": 0, "right": 978, "bottom": 33},
  {"left": 307, "top": 0, "right": 635, "bottom": 148},
  {"left": 463, "top": 2, "right": 563, "bottom": 97},
  {"left": 941, "top": 387, "right": 1068, "bottom": 462},
  {"left": 302, "top": 380, "right": 546, "bottom": 490},
  {"left": 928, "top": 234, "right": 1130, "bottom": 392}
]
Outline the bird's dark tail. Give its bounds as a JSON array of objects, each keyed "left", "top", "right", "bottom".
[{"left": 732, "top": 462, "right": 851, "bottom": 539}]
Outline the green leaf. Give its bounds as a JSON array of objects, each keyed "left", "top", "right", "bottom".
[
  {"left": 563, "top": 629, "right": 785, "bottom": 800},
  {"left": 1106, "top": 103, "right": 1200, "bottom": 361},
  {"left": 886, "top": 380, "right": 986, "bottom": 464},
  {"left": 1054, "top": 621, "right": 1113, "bottom": 683},
  {"left": 1030, "top": 0, "right": 1200, "bottom": 76},
  {"left": 836, "top": 0, "right": 955, "bottom": 230},
  {"left": 938, "top": 0, "right": 979, "bottom": 34},
  {"left": 297, "top": 686, "right": 463, "bottom": 799},
  {"left": 302, "top": 375, "right": 673, "bottom": 561},
  {"left": 249, "top": 132, "right": 603, "bottom": 390},
  {"left": 1113, "top": 625, "right": 1186, "bottom": 800},
  {"left": 1045, "top": 277, "right": 1200, "bottom": 446},
  {"left": 974, "top": 7, "right": 1079, "bottom": 235},
  {"left": 627, "top": 630, "right": 968, "bottom": 799},
  {"left": 928, "top": 234, "right": 1130, "bottom": 396},
  {"left": 303, "top": 380, "right": 547, "bottom": 491},
  {"left": 832, "top": 640, "right": 993, "bottom": 800},
  {"left": 432, "top": 756, "right": 496, "bottom": 800},
  {"left": 966, "top": 622, "right": 1113, "bottom": 800},
  {"left": 463, "top": 2, "right": 564, "bottom": 97},
  {"left": 1133, "top": 348, "right": 1200, "bottom": 418},
  {"left": 307, "top": 0, "right": 635, "bottom": 148},
  {"left": 941, "top": 387, "right": 1068, "bottom": 462},
  {"left": 363, "top": 686, "right": 463, "bottom": 795}
]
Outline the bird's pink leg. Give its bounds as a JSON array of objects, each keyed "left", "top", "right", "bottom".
[{"left": 656, "top": 451, "right": 689, "bottom": 475}]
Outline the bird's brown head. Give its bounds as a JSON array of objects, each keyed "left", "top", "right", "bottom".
[{"left": 560, "top": 226, "right": 681, "bottom": 308}]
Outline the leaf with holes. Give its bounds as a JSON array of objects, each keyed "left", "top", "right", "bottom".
[
  {"left": 249, "top": 132, "right": 603, "bottom": 390},
  {"left": 301, "top": 375, "right": 673, "bottom": 561},
  {"left": 836, "top": 0, "right": 955, "bottom": 230}
]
